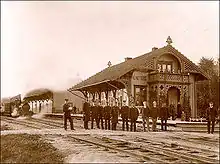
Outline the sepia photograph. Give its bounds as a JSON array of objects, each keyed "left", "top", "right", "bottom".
[{"left": 1, "top": 1, "right": 219, "bottom": 163}]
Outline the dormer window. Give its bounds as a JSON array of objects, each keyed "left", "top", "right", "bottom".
[
  {"left": 157, "top": 61, "right": 173, "bottom": 73},
  {"left": 157, "top": 53, "right": 181, "bottom": 74}
]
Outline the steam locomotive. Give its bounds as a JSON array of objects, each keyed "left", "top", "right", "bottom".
[{"left": 0, "top": 94, "right": 21, "bottom": 117}]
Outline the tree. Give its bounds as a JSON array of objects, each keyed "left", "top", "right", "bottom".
[{"left": 197, "top": 57, "right": 219, "bottom": 117}]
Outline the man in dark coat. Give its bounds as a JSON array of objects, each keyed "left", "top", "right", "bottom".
[
  {"left": 150, "top": 101, "right": 159, "bottom": 132},
  {"left": 90, "top": 102, "right": 99, "bottom": 129},
  {"left": 142, "top": 101, "right": 150, "bottom": 132},
  {"left": 83, "top": 101, "right": 90, "bottom": 129},
  {"left": 169, "top": 103, "right": 176, "bottom": 120},
  {"left": 206, "top": 102, "right": 218, "bottom": 134},
  {"left": 177, "top": 102, "right": 182, "bottom": 118},
  {"left": 104, "top": 103, "right": 111, "bottom": 130},
  {"left": 63, "top": 99, "right": 74, "bottom": 130},
  {"left": 97, "top": 101, "right": 104, "bottom": 129},
  {"left": 120, "top": 101, "right": 129, "bottom": 131},
  {"left": 129, "top": 103, "right": 139, "bottom": 132},
  {"left": 160, "top": 102, "right": 169, "bottom": 131},
  {"left": 111, "top": 101, "right": 119, "bottom": 130}
]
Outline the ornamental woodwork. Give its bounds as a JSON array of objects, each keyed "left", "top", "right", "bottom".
[
  {"left": 149, "top": 72, "right": 189, "bottom": 84},
  {"left": 146, "top": 58, "right": 155, "bottom": 69}
]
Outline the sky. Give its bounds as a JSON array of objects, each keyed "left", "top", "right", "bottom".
[{"left": 1, "top": 1, "right": 219, "bottom": 98}]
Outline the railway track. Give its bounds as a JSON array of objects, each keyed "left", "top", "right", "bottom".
[
  {"left": 133, "top": 136, "right": 219, "bottom": 163},
  {"left": 64, "top": 134, "right": 169, "bottom": 163},
  {"left": 1, "top": 116, "right": 219, "bottom": 163},
  {"left": 1, "top": 117, "right": 42, "bottom": 129},
  {"left": 169, "top": 135, "right": 219, "bottom": 147},
  {"left": 65, "top": 134, "right": 219, "bottom": 163},
  {"left": 1, "top": 116, "right": 62, "bottom": 129},
  {"left": 92, "top": 135, "right": 219, "bottom": 163}
]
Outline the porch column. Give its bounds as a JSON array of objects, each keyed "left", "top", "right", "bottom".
[
  {"left": 98, "top": 91, "right": 101, "bottom": 102},
  {"left": 105, "top": 91, "right": 109, "bottom": 106},
  {"left": 91, "top": 93, "right": 95, "bottom": 103},
  {"left": 189, "top": 74, "right": 197, "bottom": 118},
  {"left": 31, "top": 101, "right": 34, "bottom": 112}
]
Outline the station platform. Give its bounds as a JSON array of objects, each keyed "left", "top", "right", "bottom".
[
  {"left": 43, "top": 113, "right": 176, "bottom": 125},
  {"left": 41, "top": 113, "right": 220, "bottom": 132}
]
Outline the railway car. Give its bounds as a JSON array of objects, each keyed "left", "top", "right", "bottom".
[{"left": 23, "top": 88, "right": 84, "bottom": 114}]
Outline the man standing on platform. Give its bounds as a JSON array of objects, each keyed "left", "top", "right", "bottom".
[
  {"left": 97, "top": 100, "right": 104, "bottom": 129},
  {"left": 91, "top": 102, "right": 99, "bottom": 129},
  {"left": 150, "top": 101, "right": 159, "bottom": 132},
  {"left": 160, "top": 102, "right": 169, "bottom": 131},
  {"left": 83, "top": 101, "right": 90, "bottom": 129},
  {"left": 111, "top": 101, "right": 119, "bottom": 130},
  {"left": 206, "top": 102, "right": 218, "bottom": 134},
  {"left": 63, "top": 99, "right": 74, "bottom": 130},
  {"left": 177, "top": 102, "right": 183, "bottom": 119},
  {"left": 104, "top": 102, "right": 111, "bottom": 130},
  {"left": 129, "top": 103, "right": 139, "bottom": 132},
  {"left": 120, "top": 100, "right": 129, "bottom": 131},
  {"left": 142, "top": 101, "right": 150, "bottom": 132},
  {"left": 169, "top": 103, "right": 176, "bottom": 120}
]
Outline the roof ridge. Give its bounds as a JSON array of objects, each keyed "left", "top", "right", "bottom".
[{"left": 167, "top": 46, "right": 209, "bottom": 79}]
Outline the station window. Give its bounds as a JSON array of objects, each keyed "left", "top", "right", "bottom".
[
  {"left": 162, "top": 64, "right": 166, "bottom": 72},
  {"left": 157, "top": 62, "right": 173, "bottom": 73},
  {"left": 157, "top": 64, "right": 162, "bottom": 72},
  {"left": 167, "top": 64, "right": 172, "bottom": 72}
]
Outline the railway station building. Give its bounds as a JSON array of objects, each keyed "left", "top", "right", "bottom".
[{"left": 68, "top": 37, "right": 208, "bottom": 118}]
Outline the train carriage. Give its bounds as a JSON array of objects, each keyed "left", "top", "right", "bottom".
[{"left": 23, "top": 88, "right": 84, "bottom": 114}]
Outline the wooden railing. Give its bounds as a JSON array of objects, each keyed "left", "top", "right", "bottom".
[{"left": 149, "top": 72, "right": 189, "bottom": 83}]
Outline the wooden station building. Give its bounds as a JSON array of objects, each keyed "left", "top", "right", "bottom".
[{"left": 68, "top": 37, "right": 208, "bottom": 118}]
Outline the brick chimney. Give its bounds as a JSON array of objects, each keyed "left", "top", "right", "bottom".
[
  {"left": 152, "top": 47, "right": 158, "bottom": 51},
  {"left": 125, "top": 57, "right": 132, "bottom": 61}
]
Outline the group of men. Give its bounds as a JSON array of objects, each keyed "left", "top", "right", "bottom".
[
  {"left": 82, "top": 99, "right": 170, "bottom": 132},
  {"left": 64, "top": 98, "right": 219, "bottom": 134},
  {"left": 82, "top": 100, "right": 140, "bottom": 132},
  {"left": 141, "top": 100, "right": 169, "bottom": 132}
]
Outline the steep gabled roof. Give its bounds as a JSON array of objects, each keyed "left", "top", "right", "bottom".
[
  {"left": 70, "top": 45, "right": 209, "bottom": 91},
  {"left": 69, "top": 48, "right": 160, "bottom": 91}
]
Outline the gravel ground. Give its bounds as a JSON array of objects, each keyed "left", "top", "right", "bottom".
[{"left": 1, "top": 116, "right": 219, "bottom": 163}]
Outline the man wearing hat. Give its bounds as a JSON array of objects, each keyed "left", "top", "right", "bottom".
[
  {"left": 63, "top": 99, "right": 74, "bottom": 130},
  {"left": 150, "top": 101, "right": 159, "bottom": 132},
  {"left": 83, "top": 100, "right": 90, "bottom": 129},
  {"left": 142, "top": 101, "right": 150, "bottom": 132},
  {"left": 111, "top": 100, "right": 119, "bottom": 130},
  {"left": 206, "top": 101, "right": 218, "bottom": 134},
  {"left": 120, "top": 100, "right": 129, "bottom": 131},
  {"left": 91, "top": 101, "right": 99, "bottom": 129},
  {"left": 129, "top": 103, "right": 139, "bottom": 132},
  {"left": 104, "top": 101, "right": 111, "bottom": 130},
  {"left": 97, "top": 100, "right": 104, "bottom": 129},
  {"left": 160, "top": 102, "right": 169, "bottom": 131}
]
